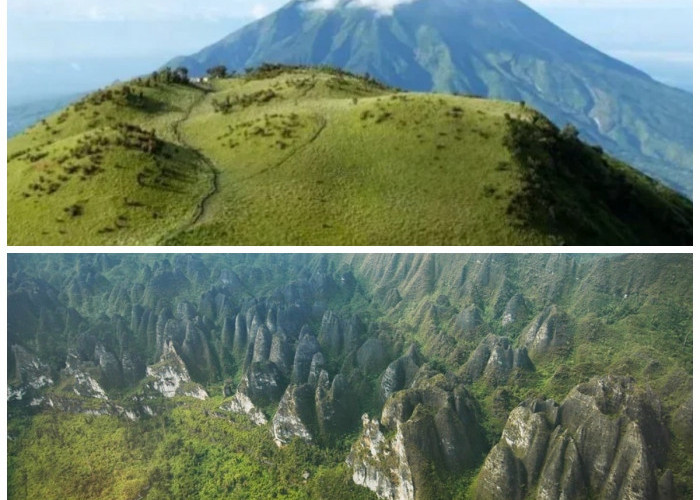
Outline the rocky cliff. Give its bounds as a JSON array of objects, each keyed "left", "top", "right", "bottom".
[{"left": 476, "top": 376, "right": 673, "bottom": 500}]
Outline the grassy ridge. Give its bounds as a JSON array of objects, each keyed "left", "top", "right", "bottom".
[
  {"left": 7, "top": 66, "right": 692, "bottom": 245},
  {"left": 8, "top": 83, "right": 213, "bottom": 245}
]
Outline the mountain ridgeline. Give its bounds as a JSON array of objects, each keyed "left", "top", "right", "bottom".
[
  {"left": 7, "top": 66, "right": 692, "bottom": 245},
  {"left": 168, "top": 0, "right": 693, "bottom": 199},
  {"left": 8, "top": 254, "right": 693, "bottom": 499}
]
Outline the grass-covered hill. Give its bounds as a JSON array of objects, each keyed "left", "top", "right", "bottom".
[{"left": 7, "top": 65, "right": 692, "bottom": 246}]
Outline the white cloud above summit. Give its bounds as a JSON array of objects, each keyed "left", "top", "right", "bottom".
[{"left": 304, "top": 0, "right": 418, "bottom": 15}]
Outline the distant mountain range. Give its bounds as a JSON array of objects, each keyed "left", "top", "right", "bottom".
[{"left": 169, "top": 0, "right": 693, "bottom": 198}]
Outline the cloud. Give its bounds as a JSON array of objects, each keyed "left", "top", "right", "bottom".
[
  {"left": 304, "top": 0, "right": 418, "bottom": 15},
  {"left": 250, "top": 3, "right": 272, "bottom": 19}
]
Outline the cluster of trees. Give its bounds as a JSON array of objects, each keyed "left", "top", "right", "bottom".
[
  {"left": 207, "top": 65, "right": 230, "bottom": 79},
  {"left": 503, "top": 113, "right": 692, "bottom": 244},
  {"left": 8, "top": 405, "right": 376, "bottom": 500},
  {"left": 134, "top": 67, "right": 191, "bottom": 87},
  {"left": 114, "top": 123, "right": 161, "bottom": 155}
]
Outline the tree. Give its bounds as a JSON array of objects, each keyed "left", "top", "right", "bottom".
[
  {"left": 207, "top": 65, "right": 228, "bottom": 79},
  {"left": 174, "top": 67, "right": 189, "bottom": 83},
  {"left": 561, "top": 123, "right": 579, "bottom": 140}
]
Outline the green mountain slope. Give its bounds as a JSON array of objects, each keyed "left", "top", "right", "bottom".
[
  {"left": 168, "top": 0, "right": 693, "bottom": 198},
  {"left": 7, "top": 254, "right": 693, "bottom": 499},
  {"left": 7, "top": 67, "right": 692, "bottom": 245}
]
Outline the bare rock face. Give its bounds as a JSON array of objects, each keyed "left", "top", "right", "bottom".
[
  {"left": 238, "top": 361, "right": 285, "bottom": 407},
  {"left": 291, "top": 331, "right": 322, "bottom": 383},
  {"left": 64, "top": 354, "right": 109, "bottom": 400},
  {"left": 475, "top": 376, "right": 670, "bottom": 500},
  {"left": 454, "top": 304, "right": 484, "bottom": 336},
  {"left": 269, "top": 333, "right": 295, "bottom": 374},
  {"left": 318, "top": 310, "right": 363, "bottom": 358},
  {"left": 272, "top": 363, "right": 354, "bottom": 446},
  {"left": 316, "top": 372, "right": 354, "bottom": 438},
  {"left": 272, "top": 384, "right": 315, "bottom": 447},
  {"left": 8, "top": 345, "right": 54, "bottom": 401},
  {"left": 347, "top": 414, "right": 414, "bottom": 500},
  {"left": 349, "top": 374, "right": 487, "bottom": 500},
  {"left": 380, "top": 345, "right": 421, "bottom": 401},
  {"left": 464, "top": 335, "right": 533, "bottom": 385},
  {"left": 319, "top": 310, "right": 344, "bottom": 356},
  {"left": 501, "top": 294, "right": 527, "bottom": 326},
  {"left": 521, "top": 305, "right": 569, "bottom": 357},
  {"left": 221, "top": 390, "right": 268, "bottom": 426},
  {"left": 233, "top": 312, "right": 248, "bottom": 359},
  {"left": 94, "top": 342, "right": 123, "bottom": 389},
  {"left": 356, "top": 338, "right": 390, "bottom": 376},
  {"left": 252, "top": 325, "right": 273, "bottom": 364},
  {"left": 145, "top": 341, "right": 208, "bottom": 400}
]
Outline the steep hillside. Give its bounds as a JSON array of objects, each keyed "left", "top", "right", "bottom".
[
  {"left": 7, "top": 67, "right": 692, "bottom": 245},
  {"left": 169, "top": 0, "right": 693, "bottom": 198},
  {"left": 8, "top": 254, "right": 692, "bottom": 499}
]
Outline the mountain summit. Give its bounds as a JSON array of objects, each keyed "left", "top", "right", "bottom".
[{"left": 169, "top": 0, "right": 693, "bottom": 197}]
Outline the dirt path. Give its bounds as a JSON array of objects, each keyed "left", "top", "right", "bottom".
[
  {"left": 157, "top": 89, "right": 220, "bottom": 244},
  {"left": 158, "top": 94, "right": 328, "bottom": 244}
]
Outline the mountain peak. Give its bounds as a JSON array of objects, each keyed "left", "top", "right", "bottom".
[{"left": 169, "top": 0, "right": 692, "bottom": 197}]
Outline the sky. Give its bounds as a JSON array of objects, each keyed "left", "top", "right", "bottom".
[{"left": 7, "top": 0, "right": 693, "bottom": 101}]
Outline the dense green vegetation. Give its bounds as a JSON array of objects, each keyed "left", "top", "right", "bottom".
[
  {"left": 8, "top": 398, "right": 375, "bottom": 500},
  {"left": 8, "top": 254, "right": 693, "bottom": 498},
  {"left": 503, "top": 114, "right": 692, "bottom": 245},
  {"left": 8, "top": 66, "right": 691, "bottom": 245}
]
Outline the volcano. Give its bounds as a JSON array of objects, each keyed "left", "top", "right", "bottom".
[{"left": 168, "top": 0, "right": 693, "bottom": 197}]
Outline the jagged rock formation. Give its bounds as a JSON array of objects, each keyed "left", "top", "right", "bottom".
[
  {"left": 272, "top": 384, "right": 316, "bottom": 447},
  {"left": 380, "top": 346, "right": 421, "bottom": 401},
  {"left": 318, "top": 311, "right": 363, "bottom": 359},
  {"left": 64, "top": 354, "right": 108, "bottom": 400},
  {"left": 347, "top": 413, "right": 414, "bottom": 500},
  {"left": 349, "top": 373, "right": 487, "bottom": 500},
  {"left": 146, "top": 342, "right": 208, "bottom": 400},
  {"left": 453, "top": 304, "right": 484, "bottom": 337},
  {"left": 8, "top": 345, "right": 54, "bottom": 401},
  {"left": 221, "top": 390, "right": 268, "bottom": 426},
  {"left": 464, "top": 335, "right": 533, "bottom": 385},
  {"left": 356, "top": 338, "right": 390, "bottom": 375},
  {"left": 521, "top": 305, "right": 570, "bottom": 357},
  {"left": 475, "top": 376, "right": 671, "bottom": 500},
  {"left": 272, "top": 349, "right": 355, "bottom": 446},
  {"left": 291, "top": 330, "right": 322, "bottom": 383},
  {"left": 236, "top": 361, "right": 285, "bottom": 406},
  {"left": 6, "top": 254, "right": 692, "bottom": 499},
  {"left": 501, "top": 294, "right": 527, "bottom": 327}
]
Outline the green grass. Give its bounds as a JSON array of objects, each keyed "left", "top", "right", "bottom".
[
  {"left": 9, "top": 66, "right": 689, "bottom": 245},
  {"left": 8, "top": 83, "right": 212, "bottom": 245}
]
